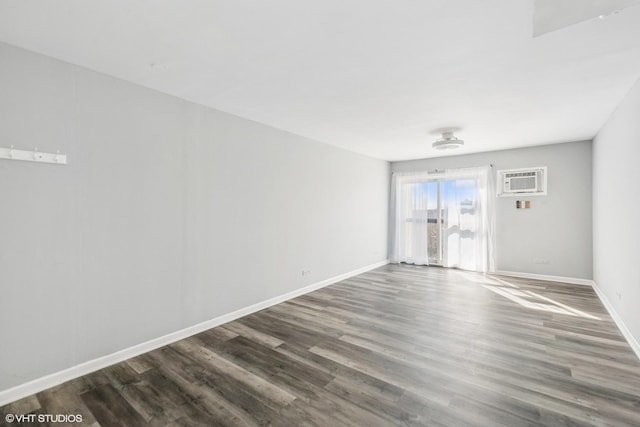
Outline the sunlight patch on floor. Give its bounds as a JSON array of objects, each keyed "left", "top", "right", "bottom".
[{"left": 480, "top": 276, "right": 600, "bottom": 320}]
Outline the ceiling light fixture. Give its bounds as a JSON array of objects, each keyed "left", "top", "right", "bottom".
[{"left": 432, "top": 131, "right": 464, "bottom": 150}]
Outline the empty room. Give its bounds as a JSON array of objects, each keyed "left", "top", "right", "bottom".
[{"left": 1, "top": 1, "right": 639, "bottom": 426}]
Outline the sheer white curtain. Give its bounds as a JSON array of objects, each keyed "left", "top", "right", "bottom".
[
  {"left": 439, "top": 167, "right": 495, "bottom": 272},
  {"left": 390, "top": 166, "right": 495, "bottom": 273},
  {"left": 390, "top": 171, "right": 432, "bottom": 265}
]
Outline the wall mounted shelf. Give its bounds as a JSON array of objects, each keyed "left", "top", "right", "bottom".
[{"left": 0, "top": 146, "right": 67, "bottom": 165}]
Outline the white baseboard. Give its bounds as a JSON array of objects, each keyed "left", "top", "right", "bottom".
[
  {"left": 0, "top": 260, "right": 390, "bottom": 407},
  {"left": 494, "top": 270, "right": 594, "bottom": 286},
  {"left": 591, "top": 282, "right": 640, "bottom": 361}
]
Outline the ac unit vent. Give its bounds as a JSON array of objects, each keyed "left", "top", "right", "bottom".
[{"left": 497, "top": 167, "right": 547, "bottom": 196}]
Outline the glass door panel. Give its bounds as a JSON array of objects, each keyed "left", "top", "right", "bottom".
[
  {"left": 425, "top": 181, "right": 441, "bottom": 265},
  {"left": 439, "top": 178, "right": 479, "bottom": 269}
]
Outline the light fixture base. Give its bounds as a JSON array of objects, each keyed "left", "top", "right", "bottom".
[{"left": 432, "top": 131, "right": 464, "bottom": 150}]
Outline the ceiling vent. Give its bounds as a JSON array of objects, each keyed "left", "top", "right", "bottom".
[{"left": 432, "top": 131, "right": 464, "bottom": 150}]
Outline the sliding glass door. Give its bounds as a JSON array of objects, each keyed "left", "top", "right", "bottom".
[{"left": 391, "top": 167, "right": 495, "bottom": 273}]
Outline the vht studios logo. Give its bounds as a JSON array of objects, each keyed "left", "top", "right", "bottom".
[{"left": 5, "top": 413, "right": 83, "bottom": 423}]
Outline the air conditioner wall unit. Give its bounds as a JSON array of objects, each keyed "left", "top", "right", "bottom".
[{"left": 497, "top": 167, "right": 547, "bottom": 196}]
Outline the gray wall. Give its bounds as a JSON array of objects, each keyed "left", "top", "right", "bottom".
[
  {"left": 0, "top": 42, "right": 390, "bottom": 391},
  {"left": 593, "top": 78, "right": 640, "bottom": 346},
  {"left": 392, "top": 141, "right": 593, "bottom": 279}
]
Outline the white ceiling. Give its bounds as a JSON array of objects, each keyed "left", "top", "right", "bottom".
[{"left": 1, "top": 0, "right": 639, "bottom": 161}]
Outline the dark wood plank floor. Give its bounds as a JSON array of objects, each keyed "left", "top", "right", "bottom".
[{"left": 2, "top": 264, "right": 640, "bottom": 426}]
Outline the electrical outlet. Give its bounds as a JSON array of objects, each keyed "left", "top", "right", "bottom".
[
  {"left": 533, "top": 258, "right": 550, "bottom": 265},
  {"left": 301, "top": 270, "right": 311, "bottom": 277},
  {"left": 616, "top": 291, "right": 622, "bottom": 300}
]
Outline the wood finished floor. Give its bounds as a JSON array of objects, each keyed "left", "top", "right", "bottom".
[{"left": 2, "top": 264, "right": 640, "bottom": 426}]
